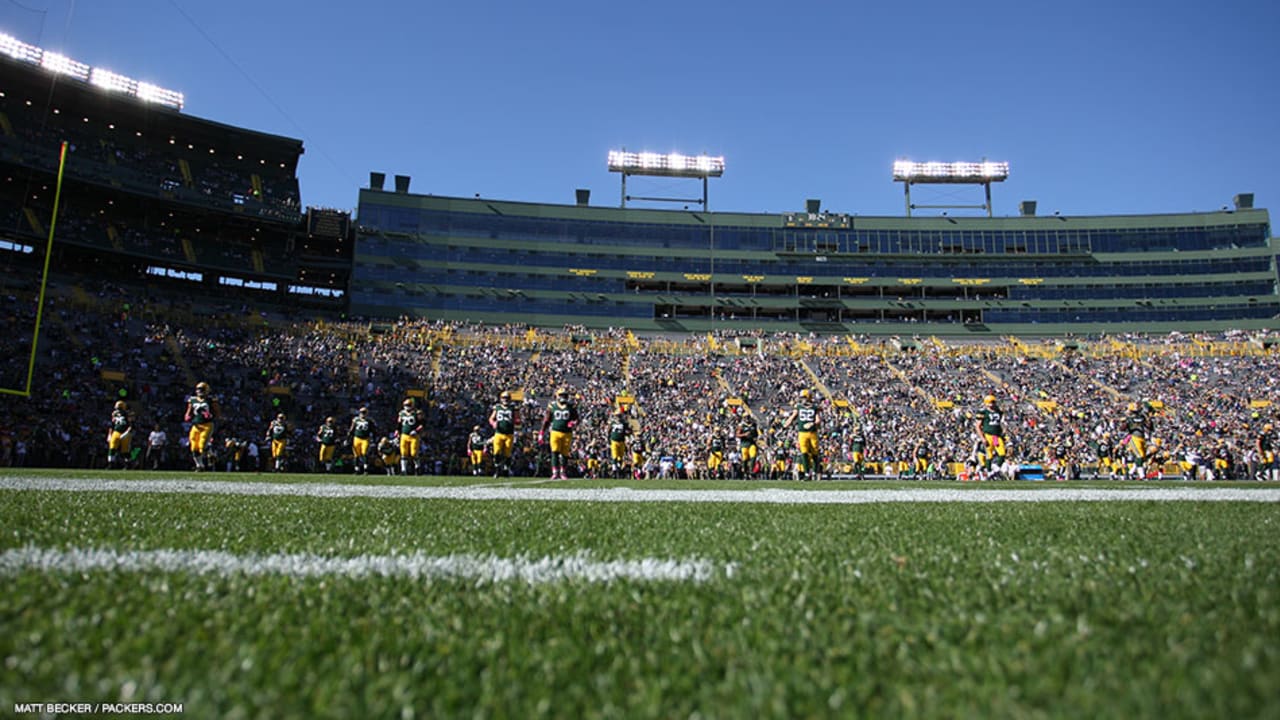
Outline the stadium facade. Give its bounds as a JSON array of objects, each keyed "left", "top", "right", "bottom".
[{"left": 350, "top": 189, "right": 1280, "bottom": 335}]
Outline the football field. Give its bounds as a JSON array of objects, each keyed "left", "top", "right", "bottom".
[{"left": 2, "top": 470, "right": 1278, "bottom": 718}]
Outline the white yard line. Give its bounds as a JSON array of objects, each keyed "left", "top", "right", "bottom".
[
  {"left": 2, "top": 476, "right": 1280, "bottom": 503},
  {"left": 0, "top": 546, "right": 733, "bottom": 584}
]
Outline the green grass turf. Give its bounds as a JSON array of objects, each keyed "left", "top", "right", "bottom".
[{"left": 1, "top": 472, "right": 1277, "bottom": 718}]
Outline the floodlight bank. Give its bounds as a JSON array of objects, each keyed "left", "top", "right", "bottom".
[
  {"left": 3, "top": 476, "right": 1280, "bottom": 504},
  {"left": 0, "top": 546, "right": 731, "bottom": 585}
]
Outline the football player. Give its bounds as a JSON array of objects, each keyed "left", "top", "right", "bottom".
[
  {"left": 106, "top": 400, "right": 134, "bottom": 469},
  {"left": 266, "top": 413, "right": 290, "bottom": 472},
  {"left": 736, "top": 415, "right": 760, "bottom": 479},
  {"left": 378, "top": 433, "right": 400, "bottom": 476},
  {"left": 184, "top": 382, "right": 220, "bottom": 472},
  {"left": 782, "top": 389, "right": 821, "bottom": 481},
  {"left": 488, "top": 391, "right": 518, "bottom": 478},
  {"left": 316, "top": 416, "right": 339, "bottom": 473},
  {"left": 1258, "top": 423, "right": 1276, "bottom": 482},
  {"left": 398, "top": 399, "right": 424, "bottom": 475},
  {"left": 347, "top": 407, "right": 376, "bottom": 475},
  {"left": 468, "top": 425, "right": 487, "bottom": 476},
  {"left": 606, "top": 405, "right": 631, "bottom": 479},
  {"left": 707, "top": 431, "right": 727, "bottom": 480},
  {"left": 539, "top": 388, "right": 579, "bottom": 480},
  {"left": 976, "top": 395, "right": 1007, "bottom": 478}
]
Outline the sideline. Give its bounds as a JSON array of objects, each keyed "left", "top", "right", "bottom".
[{"left": 3, "top": 476, "right": 1280, "bottom": 504}]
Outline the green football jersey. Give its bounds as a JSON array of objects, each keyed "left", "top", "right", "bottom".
[
  {"left": 979, "top": 408, "right": 1004, "bottom": 436},
  {"left": 317, "top": 425, "right": 337, "bottom": 446},
  {"left": 608, "top": 417, "right": 629, "bottom": 442},
  {"left": 351, "top": 415, "right": 374, "bottom": 439},
  {"left": 492, "top": 403, "right": 516, "bottom": 434},
  {"left": 547, "top": 401, "right": 578, "bottom": 432},
  {"left": 796, "top": 404, "right": 818, "bottom": 432}
]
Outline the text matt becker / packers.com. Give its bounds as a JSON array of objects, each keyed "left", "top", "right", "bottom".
[{"left": 14, "top": 702, "right": 184, "bottom": 714}]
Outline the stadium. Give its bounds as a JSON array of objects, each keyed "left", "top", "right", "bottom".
[{"left": 1, "top": 25, "right": 1279, "bottom": 719}]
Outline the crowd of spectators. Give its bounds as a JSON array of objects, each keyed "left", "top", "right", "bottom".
[
  {"left": 1, "top": 191, "right": 294, "bottom": 279},
  {"left": 0, "top": 278, "right": 1277, "bottom": 480}
]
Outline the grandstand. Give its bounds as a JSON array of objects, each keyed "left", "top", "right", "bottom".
[
  {"left": 0, "top": 48, "right": 347, "bottom": 314},
  {"left": 350, "top": 188, "right": 1279, "bottom": 334}
]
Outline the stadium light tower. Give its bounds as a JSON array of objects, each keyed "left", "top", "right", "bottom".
[
  {"left": 893, "top": 160, "right": 1009, "bottom": 217},
  {"left": 607, "top": 150, "right": 725, "bottom": 211},
  {"left": 0, "top": 32, "right": 184, "bottom": 110}
]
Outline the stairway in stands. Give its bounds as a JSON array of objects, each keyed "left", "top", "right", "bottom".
[
  {"left": 106, "top": 225, "right": 123, "bottom": 251},
  {"left": 164, "top": 332, "right": 197, "bottom": 388},
  {"left": 795, "top": 358, "right": 835, "bottom": 403},
  {"left": 45, "top": 303, "right": 82, "bottom": 352},
  {"left": 22, "top": 208, "right": 43, "bottom": 236},
  {"left": 976, "top": 367, "right": 1004, "bottom": 389},
  {"left": 710, "top": 366, "right": 761, "bottom": 424},
  {"left": 881, "top": 355, "right": 940, "bottom": 410},
  {"left": 429, "top": 343, "right": 444, "bottom": 386},
  {"left": 1051, "top": 357, "right": 1125, "bottom": 401},
  {"left": 347, "top": 346, "right": 363, "bottom": 388}
]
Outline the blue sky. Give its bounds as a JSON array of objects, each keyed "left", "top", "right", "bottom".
[{"left": 5, "top": 0, "right": 1278, "bottom": 219}]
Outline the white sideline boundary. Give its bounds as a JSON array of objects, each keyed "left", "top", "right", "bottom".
[
  {"left": 0, "top": 546, "right": 732, "bottom": 584},
  {"left": 3, "top": 476, "right": 1280, "bottom": 503}
]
